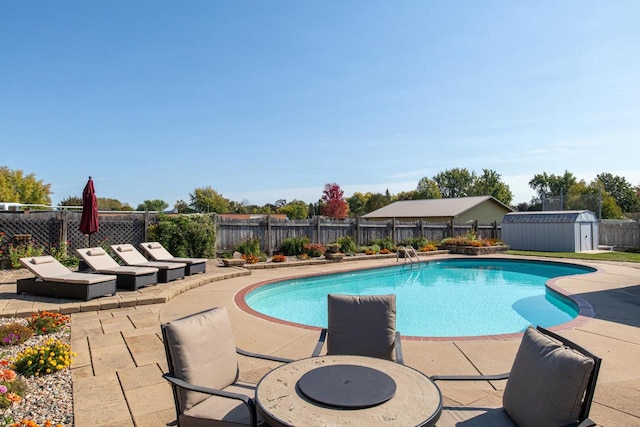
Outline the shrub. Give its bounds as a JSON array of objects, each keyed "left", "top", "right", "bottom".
[
  {"left": 371, "top": 237, "right": 396, "bottom": 251},
  {"left": 8, "top": 241, "right": 44, "bottom": 269},
  {"left": 46, "top": 241, "right": 79, "bottom": 269},
  {"left": 419, "top": 243, "right": 438, "bottom": 252},
  {"left": 0, "top": 324, "right": 33, "bottom": 346},
  {"left": 148, "top": 214, "right": 216, "bottom": 258},
  {"left": 401, "top": 236, "right": 429, "bottom": 250},
  {"left": 279, "top": 236, "right": 310, "bottom": 256},
  {"left": 303, "top": 244, "right": 326, "bottom": 257},
  {"left": 365, "top": 244, "right": 380, "bottom": 255},
  {"left": 27, "top": 312, "right": 70, "bottom": 336},
  {"left": 12, "top": 338, "right": 75, "bottom": 377},
  {"left": 271, "top": 254, "right": 286, "bottom": 263},
  {"left": 235, "top": 237, "right": 265, "bottom": 259},
  {"left": 0, "top": 367, "right": 27, "bottom": 410},
  {"left": 336, "top": 236, "right": 357, "bottom": 254},
  {"left": 241, "top": 254, "right": 260, "bottom": 264},
  {"left": 379, "top": 248, "right": 390, "bottom": 254}
]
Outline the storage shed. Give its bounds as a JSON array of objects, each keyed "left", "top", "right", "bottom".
[{"left": 501, "top": 210, "right": 599, "bottom": 252}]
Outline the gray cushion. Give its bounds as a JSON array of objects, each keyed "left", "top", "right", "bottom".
[
  {"left": 180, "top": 383, "right": 264, "bottom": 427},
  {"left": 438, "top": 407, "right": 516, "bottom": 427},
  {"left": 502, "top": 326, "right": 595, "bottom": 427},
  {"left": 163, "top": 307, "right": 239, "bottom": 411},
  {"left": 326, "top": 294, "right": 396, "bottom": 361}
]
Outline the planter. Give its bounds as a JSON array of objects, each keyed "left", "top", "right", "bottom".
[
  {"left": 222, "top": 258, "right": 246, "bottom": 267},
  {"left": 324, "top": 253, "right": 345, "bottom": 262},
  {"left": 441, "top": 245, "right": 510, "bottom": 255}
]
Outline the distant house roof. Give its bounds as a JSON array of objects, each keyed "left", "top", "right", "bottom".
[
  {"left": 362, "top": 196, "right": 512, "bottom": 219},
  {"left": 502, "top": 210, "right": 597, "bottom": 224}
]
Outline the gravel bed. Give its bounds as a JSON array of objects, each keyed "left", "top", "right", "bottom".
[{"left": 0, "top": 317, "right": 73, "bottom": 426}]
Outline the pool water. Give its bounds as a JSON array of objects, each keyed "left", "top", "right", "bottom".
[{"left": 245, "top": 259, "right": 595, "bottom": 337}]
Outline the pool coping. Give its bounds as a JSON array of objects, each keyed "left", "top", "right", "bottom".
[{"left": 234, "top": 256, "right": 601, "bottom": 342}]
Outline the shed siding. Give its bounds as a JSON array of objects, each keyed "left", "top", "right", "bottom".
[{"left": 502, "top": 223, "right": 578, "bottom": 251}]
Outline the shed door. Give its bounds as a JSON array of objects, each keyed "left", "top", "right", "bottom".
[{"left": 580, "top": 224, "right": 592, "bottom": 251}]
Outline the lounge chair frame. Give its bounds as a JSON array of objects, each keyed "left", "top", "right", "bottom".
[
  {"left": 76, "top": 247, "right": 159, "bottom": 291},
  {"left": 110, "top": 244, "right": 186, "bottom": 283},
  {"left": 140, "top": 242, "right": 207, "bottom": 276},
  {"left": 431, "top": 326, "right": 601, "bottom": 426},
  {"left": 16, "top": 277, "right": 117, "bottom": 301}
]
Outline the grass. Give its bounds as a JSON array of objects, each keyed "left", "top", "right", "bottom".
[{"left": 505, "top": 250, "right": 640, "bottom": 263}]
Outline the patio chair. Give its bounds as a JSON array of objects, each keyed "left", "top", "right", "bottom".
[
  {"left": 140, "top": 241, "right": 207, "bottom": 276},
  {"left": 431, "top": 326, "right": 601, "bottom": 427},
  {"left": 110, "top": 244, "right": 186, "bottom": 283},
  {"left": 76, "top": 247, "right": 158, "bottom": 290},
  {"left": 162, "top": 306, "right": 294, "bottom": 427},
  {"left": 18, "top": 255, "right": 117, "bottom": 300},
  {"left": 312, "top": 294, "right": 404, "bottom": 364}
]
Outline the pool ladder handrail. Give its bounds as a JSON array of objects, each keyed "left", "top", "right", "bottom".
[{"left": 397, "top": 245, "right": 420, "bottom": 267}]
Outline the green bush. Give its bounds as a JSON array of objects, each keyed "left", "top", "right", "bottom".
[
  {"left": 279, "top": 236, "right": 310, "bottom": 256},
  {"left": 371, "top": 237, "right": 396, "bottom": 251},
  {"left": 8, "top": 242, "right": 44, "bottom": 269},
  {"left": 148, "top": 214, "right": 216, "bottom": 258},
  {"left": 336, "top": 236, "right": 357, "bottom": 254},
  {"left": 235, "top": 237, "right": 265, "bottom": 259},
  {"left": 401, "top": 236, "right": 429, "bottom": 250}
]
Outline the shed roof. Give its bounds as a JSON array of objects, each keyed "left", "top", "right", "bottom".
[
  {"left": 502, "top": 210, "right": 597, "bottom": 224},
  {"left": 362, "top": 196, "right": 512, "bottom": 219}
]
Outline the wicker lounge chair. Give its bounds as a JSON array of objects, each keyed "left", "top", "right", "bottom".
[
  {"left": 312, "top": 294, "right": 404, "bottom": 364},
  {"left": 76, "top": 247, "right": 158, "bottom": 290},
  {"left": 431, "top": 326, "right": 601, "bottom": 426},
  {"left": 110, "top": 244, "right": 186, "bottom": 283},
  {"left": 162, "top": 307, "right": 293, "bottom": 427},
  {"left": 140, "top": 242, "right": 206, "bottom": 276},
  {"left": 18, "top": 256, "right": 117, "bottom": 301}
]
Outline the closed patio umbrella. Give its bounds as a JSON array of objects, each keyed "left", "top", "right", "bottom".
[{"left": 79, "top": 176, "right": 99, "bottom": 246}]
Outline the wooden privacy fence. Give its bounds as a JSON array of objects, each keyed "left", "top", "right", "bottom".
[{"left": 1, "top": 212, "right": 638, "bottom": 258}]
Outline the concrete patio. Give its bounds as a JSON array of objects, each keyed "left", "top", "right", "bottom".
[{"left": 1, "top": 254, "right": 639, "bottom": 426}]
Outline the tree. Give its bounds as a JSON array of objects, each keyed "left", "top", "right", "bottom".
[
  {"left": 58, "top": 196, "right": 83, "bottom": 208},
  {"left": 320, "top": 183, "right": 349, "bottom": 219},
  {"left": 394, "top": 190, "right": 419, "bottom": 201},
  {"left": 433, "top": 168, "right": 475, "bottom": 198},
  {"left": 415, "top": 177, "right": 442, "bottom": 199},
  {"left": 566, "top": 180, "right": 622, "bottom": 219},
  {"left": 136, "top": 199, "right": 169, "bottom": 212},
  {"left": 596, "top": 173, "right": 640, "bottom": 213},
  {"left": 278, "top": 200, "right": 309, "bottom": 219},
  {"left": 364, "top": 192, "right": 392, "bottom": 214},
  {"left": 0, "top": 166, "right": 52, "bottom": 206},
  {"left": 174, "top": 200, "right": 194, "bottom": 213},
  {"left": 189, "top": 186, "right": 230, "bottom": 213},
  {"left": 469, "top": 169, "right": 513, "bottom": 205},
  {"left": 529, "top": 171, "right": 577, "bottom": 200},
  {"left": 97, "top": 197, "right": 133, "bottom": 211},
  {"left": 346, "top": 192, "right": 369, "bottom": 217}
]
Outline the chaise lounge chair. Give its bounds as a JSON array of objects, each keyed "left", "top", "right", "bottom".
[
  {"left": 140, "top": 242, "right": 207, "bottom": 276},
  {"left": 162, "top": 307, "right": 293, "bottom": 427},
  {"left": 431, "top": 325, "right": 601, "bottom": 426},
  {"left": 18, "top": 256, "right": 117, "bottom": 301},
  {"left": 110, "top": 244, "right": 186, "bottom": 283},
  {"left": 76, "top": 247, "right": 159, "bottom": 290},
  {"left": 312, "top": 294, "right": 404, "bottom": 364}
]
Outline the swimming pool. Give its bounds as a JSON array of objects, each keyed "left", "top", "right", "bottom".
[{"left": 244, "top": 259, "right": 595, "bottom": 337}]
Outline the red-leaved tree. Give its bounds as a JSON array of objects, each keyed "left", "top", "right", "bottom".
[{"left": 320, "top": 183, "right": 349, "bottom": 219}]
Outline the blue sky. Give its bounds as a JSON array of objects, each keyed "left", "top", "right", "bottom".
[{"left": 2, "top": 1, "right": 639, "bottom": 208}]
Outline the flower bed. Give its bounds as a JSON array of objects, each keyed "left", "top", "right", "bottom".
[{"left": 441, "top": 245, "right": 510, "bottom": 255}]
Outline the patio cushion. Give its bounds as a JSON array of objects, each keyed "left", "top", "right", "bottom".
[
  {"left": 437, "top": 407, "right": 516, "bottom": 426},
  {"left": 87, "top": 248, "right": 107, "bottom": 256},
  {"left": 502, "top": 326, "right": 595, "bottom": 427},
  {"left": 180, "top": 383, "right": 264, "bottom": 427},
  {"left": 147, "top": 242, "right": 163, "bottom": 249},
  {"left": 116, "top": 245, "right": 133, "bottom": 252},
  {"left": 30, "top": 256, "right": 54, "bottom": 265},
  {"left": 163, "top": 307, "right": 239, "bottom": 411},
  {"left": 327, "top": 294, "right": 396, "bottom": 361}
]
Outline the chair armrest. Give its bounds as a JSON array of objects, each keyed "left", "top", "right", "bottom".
[
  {"left": 563, "top": 418, "right": 596, "bottom": 427},
  {"left": 394, "top": 331, "right": 404, "bottom": 365},
  {"left": 162, "top": 373, "right": 258, "bottom": 427},
  {"left": 236, "top": 347, "right": 294, "bottom": 364},
  {"left": 312, "top": 328, "right": 328, "bottom": 357},
  {"left": 430, "top": 372, "right": 510, "bottom": 381}
]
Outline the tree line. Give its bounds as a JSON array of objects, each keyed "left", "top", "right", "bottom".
[{"left": 1, "top": 165, "right": 639, "bottom": 220}]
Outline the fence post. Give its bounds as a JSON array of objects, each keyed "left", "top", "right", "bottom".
[
  {"left": 356, "top": 216, "right": 361, "bottom": 246},
  {"left": 267, "top": 214, "right": 273, "bottom": 256},
  {"left": 58, "top": 210, "right": 68, "bottom": 254},
  {"left": 315, "top": 216, "right": 321, "bottom": 244},
  {"left": 143, "top": 211, "right": 150, "bottom": 242},
  {"left": 419, "top": 218, "right": 424, "bottom": 239}
]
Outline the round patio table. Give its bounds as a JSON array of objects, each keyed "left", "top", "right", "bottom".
[{"left": 256, "top": 355, "right": 442, "bottom": 427}]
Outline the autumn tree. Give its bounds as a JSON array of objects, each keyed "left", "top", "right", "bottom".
[
  {"left": 0, "top": 166, "right": 52, "bottom": 205},
  {"left": 136, "top": 199, "right": 169, "bottom": 212},
  {"left": 189, "top": 186, "right": 230, "bottom": 213},
  {"left": 320, "top": 183, "right": 349, "bottom": 219}
]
